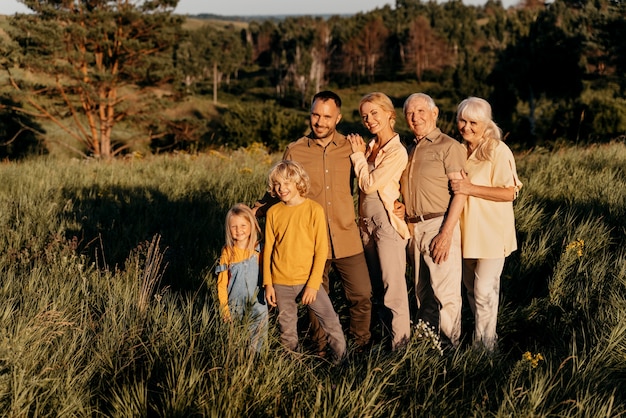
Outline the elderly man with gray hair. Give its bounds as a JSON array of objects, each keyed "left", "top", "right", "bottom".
[{"left": 399, "top": 93, "right": 467, "bottom": 349}]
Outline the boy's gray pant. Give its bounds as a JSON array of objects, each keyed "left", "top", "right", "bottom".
[{"left": 274, "top": 284, "right": 346, "bottom": 358}]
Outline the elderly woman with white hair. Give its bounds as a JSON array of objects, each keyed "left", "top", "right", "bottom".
[{"left": 450, "top": 96, "right": 523, "bottom": 351}]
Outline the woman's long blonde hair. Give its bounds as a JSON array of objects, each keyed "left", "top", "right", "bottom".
[{"left": 456, "top": 97, "right": 502, "bottom": 162}]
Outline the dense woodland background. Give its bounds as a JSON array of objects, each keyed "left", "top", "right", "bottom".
[
  {"left": 0, "top": 0, "right": 625, "bottom": 160},
  {"left": 1, "top": 2, "right": 626, "bottom": 415}
]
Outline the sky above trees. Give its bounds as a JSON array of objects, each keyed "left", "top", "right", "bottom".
[{"left": 2, "top": 0, "right": 520, "bottom": 16}]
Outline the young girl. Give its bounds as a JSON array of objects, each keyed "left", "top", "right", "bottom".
[{"left": 215, "top": 203, "right": 268, "bottom": 353}]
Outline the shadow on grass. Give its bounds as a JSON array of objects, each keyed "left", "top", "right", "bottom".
[
  {"left": 498, "top": 193, "right": 625, "bottom": 359},
  {"left": 61, "top": 184, "right": 229, "bottom": 291}
]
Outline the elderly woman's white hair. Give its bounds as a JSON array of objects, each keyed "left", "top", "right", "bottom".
[{"left": 457, "top": 97, "right": 503, "bottom": 161}]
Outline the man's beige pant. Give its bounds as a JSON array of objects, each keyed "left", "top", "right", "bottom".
[{"left": 408, "top": 217, "right": 462, "bottom": 347}]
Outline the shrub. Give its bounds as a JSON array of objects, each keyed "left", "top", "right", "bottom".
[{"left": 213, "top": 100, "right": 307, "bottom": 151}]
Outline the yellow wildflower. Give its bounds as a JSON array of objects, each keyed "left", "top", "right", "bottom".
[
  {"left": 522, "top": 351, "right": 544, "bottom": 368},
  {"left": 565, "top": 238, "right": 584, "bottom": 257}
]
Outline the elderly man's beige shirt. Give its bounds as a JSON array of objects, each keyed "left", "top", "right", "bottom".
[{"left": 400, "top": 128, "right": 466, "bottom": 217}]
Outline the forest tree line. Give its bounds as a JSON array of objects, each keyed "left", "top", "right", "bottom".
[{"left": 0, "top": 0, "right": 625, "bottom": 159}]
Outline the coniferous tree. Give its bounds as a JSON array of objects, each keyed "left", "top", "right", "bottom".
[
  {"left": 405, "top": 15, "right": 453, "bottom": 82},
  {"left": 5, "top": 0, "right": 183, "bottom": 159},
  {"left": 177, "top": 24, "right": 247, "bottom": 103},
  {"left": 268, "top": 16, "right": 333, "bottom": 106},
  {"left": 340, "top": 14, "right": 389, "bottom": 84}
]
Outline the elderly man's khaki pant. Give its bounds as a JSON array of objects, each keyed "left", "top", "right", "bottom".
[{"left": 408, "top": 217, "right": 462, "bottom": 347}]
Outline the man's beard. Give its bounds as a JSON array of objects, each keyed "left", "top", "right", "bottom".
[{"left": 312, "top": 126, "right": 334, "bottom": 140}]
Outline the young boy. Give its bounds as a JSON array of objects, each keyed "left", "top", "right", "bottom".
[{"left": 263, "top": 160, "right": 347, "bottom": 361}]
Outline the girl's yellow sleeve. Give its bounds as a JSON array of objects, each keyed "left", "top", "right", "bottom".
[{"left": 215, "top": 248, "right": 231, "bottom": 319}]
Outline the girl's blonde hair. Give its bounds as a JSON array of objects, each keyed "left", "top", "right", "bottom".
[
  {"left": 456, "top": 96, "right": 502, "bottom": 162},
  {"left": 224, "top": 203, "right": 261, "bottom": 258},
  {"left": 360, "top": 92, "right": 397, "bottom": 129},
  {"left": 268, "top": 160, "right": 310, "bottom": 198}
]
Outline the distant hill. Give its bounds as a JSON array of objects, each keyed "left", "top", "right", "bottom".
[
  {"left": 181, "top": 13, "right": 350, "bottom": 30},
  {"left": 0, "top": 12, "right": 348, "bottom": 26},
  {"left": 186, "top": 13, "right": 351, "bottom": 22}
]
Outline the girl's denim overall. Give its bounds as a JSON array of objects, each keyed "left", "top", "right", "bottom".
[{"left": 215, "top": 250, "right": 268, "bottom": 352}]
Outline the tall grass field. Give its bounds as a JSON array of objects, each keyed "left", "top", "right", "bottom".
[{"left": 1, "top": 142, "right": 625, "bottom": 416}]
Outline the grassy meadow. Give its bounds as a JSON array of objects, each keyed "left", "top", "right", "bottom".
[{"left": 1, "top": 142, "right": 625, "bottom": 416}]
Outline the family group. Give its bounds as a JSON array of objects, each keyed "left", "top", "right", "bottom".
[{"left": 215, "top": 90, "right": 522, "bottom": 364}]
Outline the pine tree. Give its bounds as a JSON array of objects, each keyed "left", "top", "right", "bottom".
[{"left": 5, "top": 0, "right": 183, "bottom": 159}]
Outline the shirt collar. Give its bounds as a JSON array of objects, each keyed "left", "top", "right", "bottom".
[
  {"left": 307, "top": 132, "right": 339, "bottom": 148},
  {"left": 414, "top": 127, "right": 441, "bottom": 144}
]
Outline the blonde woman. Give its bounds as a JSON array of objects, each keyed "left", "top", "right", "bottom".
[
  {"left": 451, "top": 97, "right": 523, "bottom": 351},
  {"left": 347, "top": 92, "right": 411, "bottom": 350}
]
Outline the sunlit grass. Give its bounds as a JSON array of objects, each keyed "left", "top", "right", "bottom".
[{"left": 0, "top": 142, "right": 625, "bottom": 415}]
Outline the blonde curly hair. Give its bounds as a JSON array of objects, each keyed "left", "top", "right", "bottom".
[{"left": 268, "top": 160, "right": 310, "bottom": 198}]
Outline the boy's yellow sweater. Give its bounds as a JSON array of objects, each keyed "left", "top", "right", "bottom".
[{"left": 263, "top": 198, "right": 329, "bottom": 290}]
